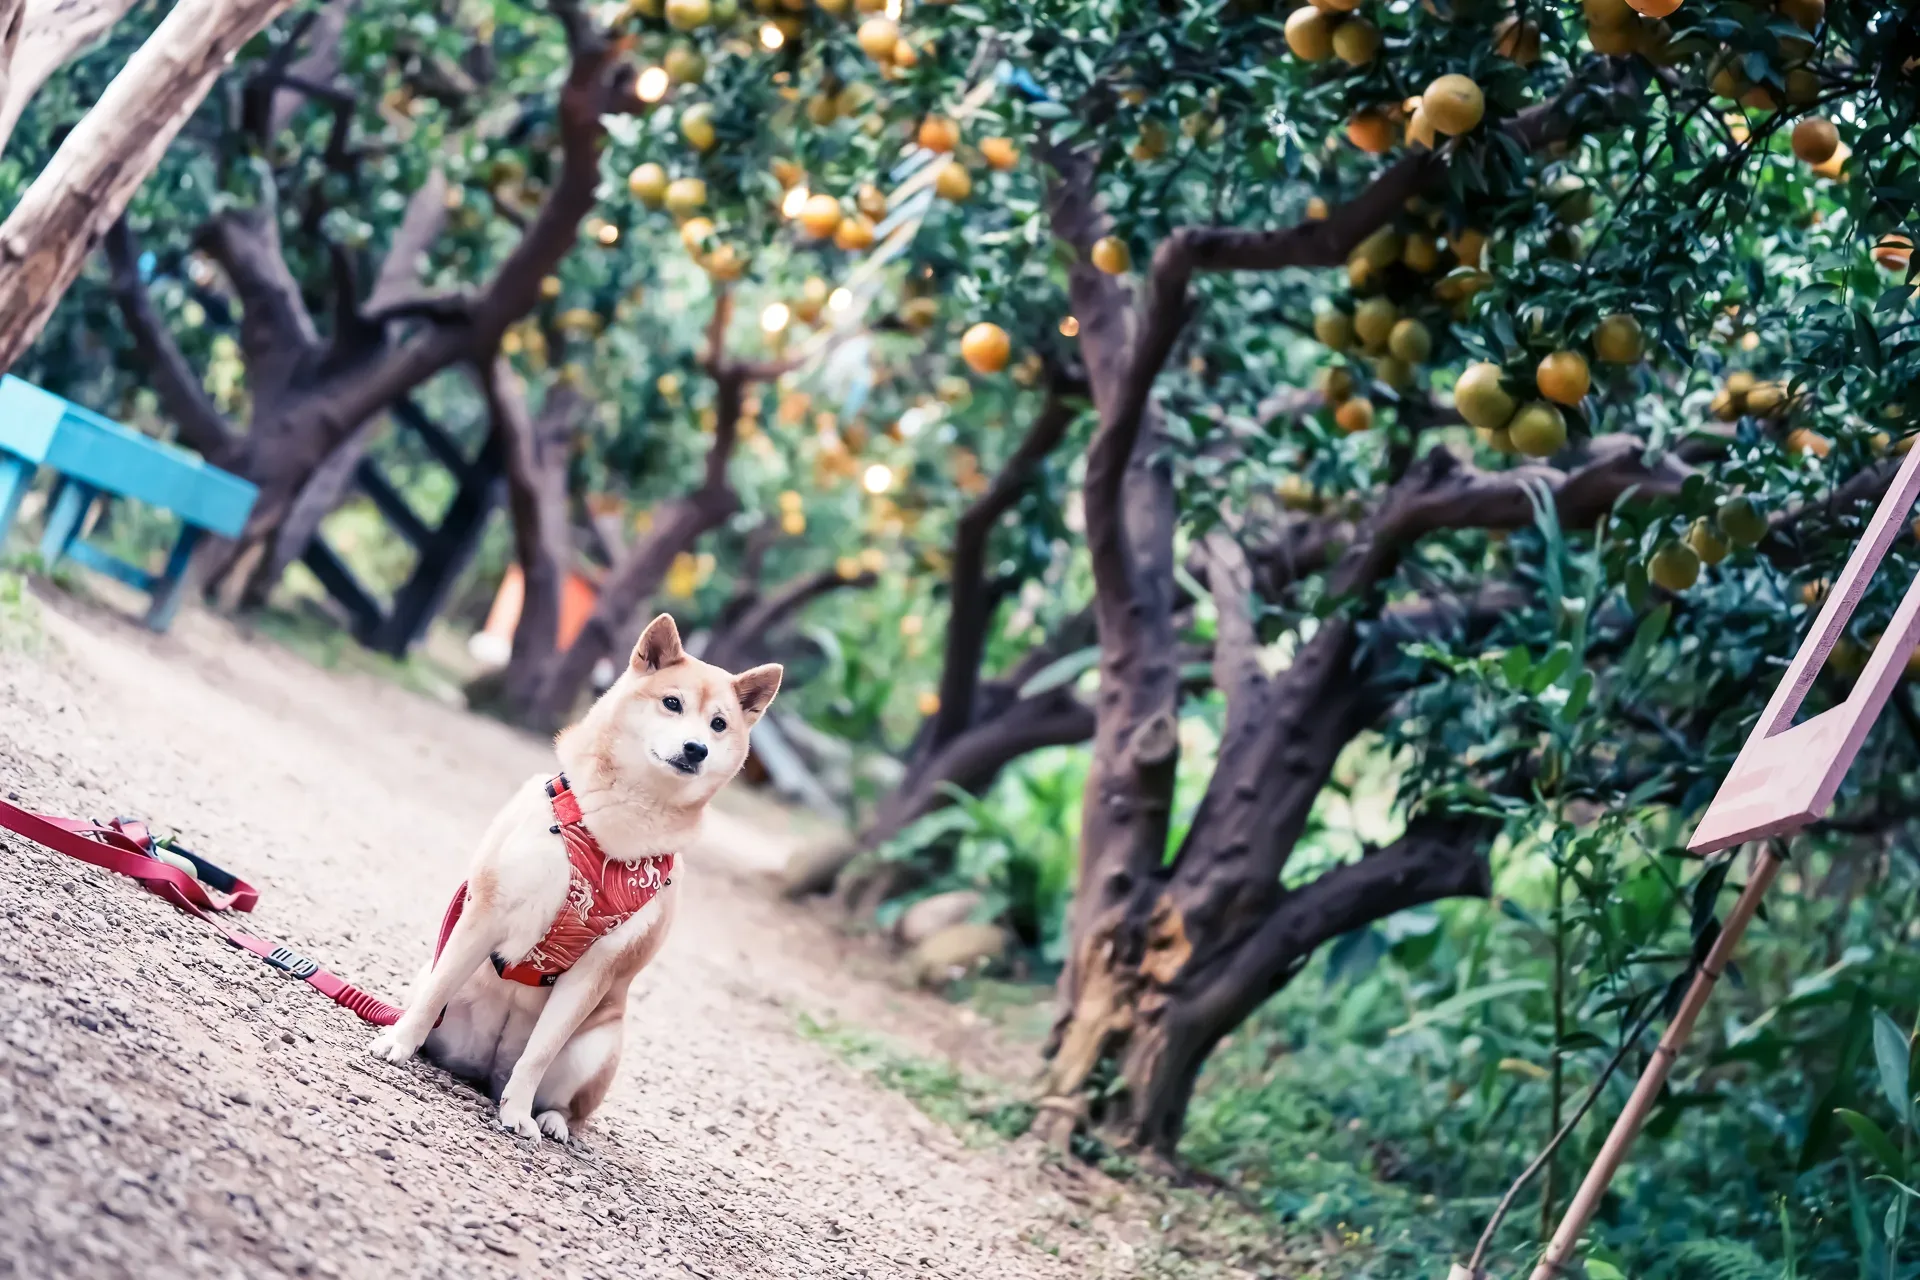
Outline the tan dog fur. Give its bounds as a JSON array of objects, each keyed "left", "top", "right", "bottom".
[{"left": 368, "top": 614, "right": 781, "bottom": 1140}]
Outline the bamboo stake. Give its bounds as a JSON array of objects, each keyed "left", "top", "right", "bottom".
[{"left": 1525, "top": 842, "right": 1783, "bottom": 1279}]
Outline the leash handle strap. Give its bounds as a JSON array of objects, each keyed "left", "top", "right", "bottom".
[{"left": 0, "top": 797, "right": 403, "bottom": 1027}]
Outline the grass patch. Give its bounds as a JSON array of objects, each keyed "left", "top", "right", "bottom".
[
  {"left": 796, "top": 1011, "right": 1037, "bottom": 1144},
  {"left": 0, "top": 569, "right": 44, "bottom": 654},
  {"left": 248, "top": 603, "right": 471, "bottom": 705}
]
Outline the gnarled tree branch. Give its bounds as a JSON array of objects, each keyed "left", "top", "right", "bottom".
[{"left": 102, "top": 219, "right": 237, "bottom": 464}]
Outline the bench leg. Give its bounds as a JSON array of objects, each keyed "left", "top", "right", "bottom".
[
  {"left": 0, "top": 453, "right": 31, "bottom": 551},
  {"left": 145, "top": 525, "right": 202, "bottom": 632},
  {"left": 37, "top": 479, "right": 96, "bottom": 570}
]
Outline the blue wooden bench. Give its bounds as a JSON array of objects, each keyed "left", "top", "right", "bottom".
[{"left": 0, "top": 376, "right": 258, "bottom": 631}]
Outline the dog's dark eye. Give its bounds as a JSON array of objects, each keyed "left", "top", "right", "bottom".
[
  {"left": 663, "top": 696, "right": 682, "bottom": 713},
  {"left": 710, "top": 717, "right": 727, "bottom": 734}
]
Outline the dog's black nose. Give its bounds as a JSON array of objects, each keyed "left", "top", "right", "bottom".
[{"left": 682, "top": 741, "right": 709, "bottom": 763}]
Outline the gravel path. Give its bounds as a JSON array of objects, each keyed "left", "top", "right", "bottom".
[{"left": 0, "top": 593, "right": 1138, "bottom": 1280}]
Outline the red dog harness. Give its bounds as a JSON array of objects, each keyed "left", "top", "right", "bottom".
[{"left": 433, "top": 774, "right": 674, "bottom": 987}]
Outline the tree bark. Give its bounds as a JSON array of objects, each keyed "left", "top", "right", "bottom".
[
  {"left": 0, "top": 0, "right": 142, "bottom": 158},
  {"left": 927, "top": 375, "right": 1082, "bottom": 751},
  {"left": 0, "top": 0, "right": 299, "bottom": 370},
  {"left": 486, "top": 362, "right": 584, "bottom": 719},
  {"left": 0, "top": 0, "right": 27, "bottom": 158}
]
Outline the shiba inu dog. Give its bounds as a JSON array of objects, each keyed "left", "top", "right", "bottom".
[{"left": 368, "top": 613, "right": 780, "bottom": 1140}]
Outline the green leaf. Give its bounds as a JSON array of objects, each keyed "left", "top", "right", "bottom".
[
  {"left": 1837, "top": 1109, "right": 1906, "bottom": 1178},
  {"left": 1560, "top": 671, "right": 1594, "bottom": 725},
  {"left": 1528, "top": 642, "right": 1573, "bottom": 693},
  {"left": 1623, "top": 602, "right": 1671, "bottom": 674},
  {"left": 1016, "top": 646, "right": 1101, "bottom": 699},
  {"left": 1388, "top": 978, "right": 1545, "bottom": 1037},
  {"left": 1501, "top": 646, "right": 1532, "bottom": 687},
  {"left": 1873, "top": 1010, "right": 1911, "bottom": 1126}
]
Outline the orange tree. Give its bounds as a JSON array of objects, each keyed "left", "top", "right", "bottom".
[{"left": 854, "top": 0, "right": 1920, "bottom": 1228}]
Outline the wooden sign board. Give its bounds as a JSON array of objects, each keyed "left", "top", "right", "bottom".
[{"left": 1688, "top": 443, "right": 1920, "bottom": 854}]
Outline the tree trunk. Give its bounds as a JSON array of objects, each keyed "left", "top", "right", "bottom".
[
  {"left": 0, "top": 0, "right": 299, "bottom": 370},
  {"left": 1069, "top": 816, "right": 1494, "bottom": 1158},
  {"left": 785, "top": 381, "right": 1090, "bottom": 902},
  {"left": 525, "top": 482, "right": 739, "bottom": 725},
  {"left": 508, "top": 290, "right": 793, "bottom": 729},
  {"left": 239, "top": 415, "right": 381, "bottom": 608},
  {"left": 0, "top": 0, "right": 27, "bottom": 157},
  {"left": 96, "top": 11, "right": 627, "bottom": 605},
  {"left": 486, "top": 363, "right": 583, "bottom": 719},
  {"left": 0, "top": 0, "right": 142, "bottom": 158},
  {"left": 926, "top": 377, "right": 1081, "bottom": 750}
]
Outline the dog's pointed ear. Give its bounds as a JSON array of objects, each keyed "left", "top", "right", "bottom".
[
  {"left": 631, "top": 614, "right": 685, "bottom": 672},
  {"left": 733, "top": 663, "right": 783, "bottom": 724}
]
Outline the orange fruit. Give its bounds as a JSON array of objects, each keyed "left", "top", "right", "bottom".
[
  {"left": 1647, "top": 541, "right": 1700, "bottom": 592},
  {"left": 1334, "top": 397, "right": 1375, "bottom": 434},
  {"left": 856, "top": 16, "right": 898, "bottom": 59},
  {"left": 960, "top": 322, "right": 1010, "bottom": 375},
  {"left": 1284, "top": 6, "right": 1335, "bottom": 61},
  {"left": 981, "top": 137, "right": 1019, "bottom": 170},
  {"left": 663, "top": 177, "right": 707, "bottom": 216},
  {"left": 1406, "top": 105, "right": 1437, "bottom": 150},
  {"left": 798, "top": 193, "right": 843, "bottom": 239},
  {"left": 934, "top": 163, "right": 972, "bottom": 202},
  {"left": 917, "top": 115, "right": 959, "bottom": 152},
  {"left": 834, "top": 214, "right": 876, "bottom": 251},
  {"left": 1388, "top": 317, "right": 1431, "bottom": 363},
  {"left": 1792, "top": 118, "right": 1839, "bottom": 165},
  {"left": 1316, "top": 365, "right": 1355, "bottom": 404},
  {"left": 1786, "top": 428, "right": 1832, "bottom": 458},
  {"left": 1508, "top": 401, "right": 1567, "bottom": 457},
  {"left": 1593, "top": 313, "right": 1645, "bottom": 364},
  {"left": 1812, "top": 140, "right": 1851, "bottom": 181},
  {"left": 1493, "top": 17, "right": 1540, "bottom": 65},
  {"left": 1331, "top": 18, "right": 1380, "bottom": 65},
  {"left": 1626, "top": 0, "right": 1680, "bottom": 15},
  {"left": 1449, "top": 227, "right": 1487, "bottom": 268},
  {"left": 1536, "top": 351, "right": 1590, "bottom": 405},
  {"left": 1455, "top": 362, "right": 1516, "bottom": 430},
  {"left": 679, "top": 103, "right": 717, "bottom": 152},
  {"left": 1422, "top": 74, "right": 1485, "bottom": 135},
  {"left": 1873, "top": 234, "right": 1913, "bottom": 273},
  {"left": 1403, "top": 233, "right": 1440, "bottom": 273},
  {"left": 1313, "top": 309, "right": 1354, "bottom": 350},
  {"left": 627, "top": 163, "right": 668, "bottom": 206},
  {"left": 1347, "top": 108, "right": 1393, "bottom": 154},
  {"left": 1091, "top": 235, "right": 1131, "bottom": 274}
]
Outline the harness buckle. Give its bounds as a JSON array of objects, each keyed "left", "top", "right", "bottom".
[{"left": 264, "top": 946, "right": 321, "bottom": 980}]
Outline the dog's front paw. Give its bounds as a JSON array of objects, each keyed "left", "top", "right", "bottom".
[
  {"left": 536, "top": 1110, "right": 572, "bottom": 1142},
  {"left": 368, "top": 1027, "right": 422, "bottom": 1063},
  {"left": 497, "top": 1104, "right": 541, "bottom": 1140}
]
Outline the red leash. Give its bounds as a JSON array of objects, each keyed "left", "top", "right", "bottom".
[{"left": 0, "top": 795, "right": 404, "bottom": 1026}]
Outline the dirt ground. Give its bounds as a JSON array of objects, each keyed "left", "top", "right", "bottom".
[{"left": 0, "top": 587, "right": 1199, "bottom": 1280}]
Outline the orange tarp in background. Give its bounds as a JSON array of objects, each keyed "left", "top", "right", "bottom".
[{"left": 479, "top": 565, "right": 598, "bottom": 652}]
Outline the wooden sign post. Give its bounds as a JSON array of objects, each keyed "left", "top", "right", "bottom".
[{"left": 1508, "top": 442, "right": 1920, "bottom": 1278}]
